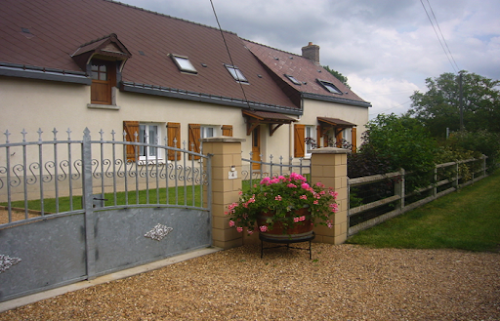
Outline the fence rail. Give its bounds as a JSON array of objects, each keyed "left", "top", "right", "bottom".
[{"left": 348, "top": 156, "right": 489, "bottom": 236}]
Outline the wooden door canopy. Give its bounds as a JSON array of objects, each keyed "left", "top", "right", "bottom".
[
  {"left": 317, "top": 117, "right": 356, "bottom": 137},
  {"left": 243, "top": 110, "right": 297, "bottom": 136}
]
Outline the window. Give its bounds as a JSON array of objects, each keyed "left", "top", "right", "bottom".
[
  {"left": 123, "top": 121, "right": 163, "bottom": 162},
  {"left": 189, "top": 124, "right": 217, "bottom": 160},
  {"left": 342, "top": 128, "right": 351, "bottom": 144},
  {"left": 139, "top": 124, "right": 160, "bottom": 160},
  {"left": 225, "top": 65, "right": 248, "bottom": 83},
  {"left": 201, "top": 126, "right": 217, "bottom": 138},
  {"left": 171, "top": 54, "right": 197, "bottom": 74},
  {"left": 305, "top": 125, "right": 317, "bottom": 155},
  {"left": 294, "top": 124, "right": 317, "bottom": 158},
  {"left": 317, "top": 79, "right": 342, "bottom": 95},
  {"left": 91, "top": 60, "right": 116, "bottom": 105},
  {"left": 189, "top": 124, "right": 232, "bottom": 160},
  {"left": 285, "top": 74, "right": 301, "bottom": 85}
]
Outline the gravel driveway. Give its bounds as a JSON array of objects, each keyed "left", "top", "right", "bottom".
[{"left": 0, "top": 243, "right": 499, "bottom": 320}]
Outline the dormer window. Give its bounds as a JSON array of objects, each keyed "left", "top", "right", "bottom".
[
  {"left": 171, "top": 54, "right": 197, "bottom": 74},
  {"left": 90, "top": 59, "right": 116, "bottom": 105},
  {"left": 317, "top": 79, "right": 342, "bottom": 95},
  {"left": 225, "top": 64, "right": 248, "bottom": 83},
  {"left": 285, "top": 74, "right": 301, "bottom": 85},
  {"left": 72, "top": 34, "right": 131, "bottom": 107}
]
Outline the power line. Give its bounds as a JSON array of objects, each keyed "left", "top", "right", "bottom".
[
  {"left": 209, "top": 0, "right": 253, "bottom": 110},
  {"left": 426, "top": 0, "right": 460, "bottom": 71},
  {"left": 420, "top": 0, "right": 460, "bottom": 73}
]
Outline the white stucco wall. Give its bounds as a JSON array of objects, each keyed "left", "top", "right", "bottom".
[
  {"left": 0, "top": 77, "right": 367, "bottom": 170},
  {"left": 0, "top": 77, "right": 297, "bottom": 165}
]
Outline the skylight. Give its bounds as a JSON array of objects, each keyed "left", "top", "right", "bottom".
[
  {"left": 317, "top": 79, "right": 342, "bottom": 95},
  {"left": 285, "top": 74, "right": 301, "bottom": 85},
  {"left": 171, "top": 54, "right": 197, "bottom": 74},
  {"left": 225, "top": 65, "right": 248, "bottom": 83}
]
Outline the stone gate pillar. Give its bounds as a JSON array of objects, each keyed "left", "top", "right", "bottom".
[
  {"left": 201, "top": 137, "right": 245, "bottom": 249},
  {"left": 310, "top": 147, "right": 350, "bottom": 244}
]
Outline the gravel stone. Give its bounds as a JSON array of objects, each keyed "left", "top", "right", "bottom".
[{"left": 1, "top": 243, "right": 499, "bottom": 320}]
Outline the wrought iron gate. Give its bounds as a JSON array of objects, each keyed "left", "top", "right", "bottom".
[{"left": 0, "top": 128, "right": 212, "bottom": 302}]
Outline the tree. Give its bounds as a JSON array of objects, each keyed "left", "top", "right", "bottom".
[
  {"left": 348, "top": 113, "right": 437, "bottom": 206},
  {"left": 409, "top": 71, "right": 500, "bottom": 138},
  {"left": 358, "top": 114, "right": 437, "bottom": 175},
  {"left": 323, "top": 65, "right": 350, "bottom": 88}
]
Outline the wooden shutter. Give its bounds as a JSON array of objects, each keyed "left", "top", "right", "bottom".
[
  {"left": 294, "top": 124, "right": 305, "bottom": 158},
  {"left": 188, "top": 124, "right": 201, "bottom": 160},
  {"left": 222, "top": 125, "right": 233, "bottom": 137},
  {"left": 351, "top": 127, "right": 357, "bottom": 153},
  {"left": 167, "top": 122, "right": 181, "bottom": 161},
  {"left": 123, "top": 121, "right": 139, "bottom": 161},
  {"left": 336, "top": 129, "right": 343, "bottom": 148}
]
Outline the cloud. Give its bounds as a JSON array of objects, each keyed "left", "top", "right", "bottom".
[{"left": 348, "top": 75, "right": 422, "bottom": 119}]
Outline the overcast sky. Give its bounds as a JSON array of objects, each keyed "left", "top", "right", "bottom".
[{"left": 118, "top": 0, "right": 500, "bottom": 119}]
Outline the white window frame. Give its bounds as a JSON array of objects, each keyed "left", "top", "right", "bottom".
[
  {"left": 305, "top": 125, "right": 317, "bottom": 157},
  {"left": 285, "top": 74, "right": 301, "bottom": 85},
  {"left": 201, "top": 125, "right": 219, "bottom": 139},
  {"left": 225, "top": 64, "right": 248, "bottom": 83},
  {"left": 342, "top": 128, "right": 352, "bottom": 144},
  {"left": 138, "top": 123, "right": 164, "bottom": 163},
  {"left": 317, "top": 79, "right": 343, "bottom": 95},
  {"left": 171, "top": 54, "right": 197, "bottom": 74}
]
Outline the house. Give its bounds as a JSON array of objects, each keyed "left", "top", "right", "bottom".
[
  {"left": 0, "top": 0, "right": 370, "bottom": 167},
  {"left": 243, "top": 40, "right": 371, "bottom": 157}
]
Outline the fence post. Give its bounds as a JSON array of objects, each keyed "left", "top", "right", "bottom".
[
  {"left": 310, "top": 147, "right": 349, "bottom": 244},
  {"left": 201, "top": 137, "right": 245, "bottom": 249},
  {"left": 433, "top": 166, "right": 437, "bottom": 198},
  {"left": 483, "top": 155, "right": 487, "bottom": 177},
  {"left": 82, "top": 128, "right": 96, "bottom": 280},
  {"left": 395, "top": 168, "right": 405, "bottom": 210}
]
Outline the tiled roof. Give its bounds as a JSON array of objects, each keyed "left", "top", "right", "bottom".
[
  {"left": 0, "top": 0, "right": 298, "bottom": 111},
  {"left": 242, "top": 40, "right": 371, "bottom": 107}
]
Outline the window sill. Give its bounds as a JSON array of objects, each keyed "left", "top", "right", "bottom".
[{"left": 87, "top": 103, "right": 120, "bottom": 110}]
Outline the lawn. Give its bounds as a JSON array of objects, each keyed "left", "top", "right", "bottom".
[
  {"left": 2, "top": 184, "right": 205, "bottom": 213},
  {"left": 346, "top": 169, "right": 500, "bottom": 252}
]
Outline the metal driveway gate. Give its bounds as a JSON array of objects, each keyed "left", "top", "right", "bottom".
[{"left": 0, "top": 128, "right": 212, "bottom": 302}]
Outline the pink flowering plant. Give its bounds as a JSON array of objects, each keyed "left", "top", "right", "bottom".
[{"left": 226, "top": 173, "right": 338, "bottom": 235}]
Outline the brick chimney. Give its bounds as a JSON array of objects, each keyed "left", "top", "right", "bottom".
[{"left": 301, "top": 42, "right": 320, "bottom": 65}]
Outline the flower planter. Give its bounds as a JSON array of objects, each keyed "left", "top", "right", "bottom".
[
  {"left": 257, "top": 208, "right": 314, "bottom": 241},
  {"left": 226, "top": 173, "right": 338, "bottom": 244}
]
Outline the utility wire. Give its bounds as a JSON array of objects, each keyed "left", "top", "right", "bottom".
[
  {"left": 209, "top": 0, "right": 253, "bottom": 110},
  {"left": 420, "top": 0, "right": 459, "bottom": 73},
  {"left": 425, "top": 0, "right": 460, "bottom": 71}
]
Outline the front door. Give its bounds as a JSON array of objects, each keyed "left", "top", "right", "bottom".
[{"left": 252, "top": 126, "right": 261, "bottom": 170}]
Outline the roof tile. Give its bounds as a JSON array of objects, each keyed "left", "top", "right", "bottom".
[
  {"left": 0, "top": 0, "right": 298, "bottom": 110},
  {"left": 243, "top": 39, "right": 368, "bottom": 105}
]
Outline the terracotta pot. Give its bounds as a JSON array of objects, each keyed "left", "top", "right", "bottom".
[{"left": 257, "top": 208, "right": 313, "bottom": 240}]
